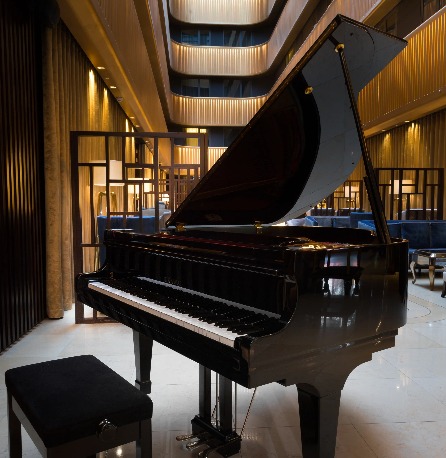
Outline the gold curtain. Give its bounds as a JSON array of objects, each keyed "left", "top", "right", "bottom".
[{"left": 42, "top": 22, "right": 131, "bottom": 318}]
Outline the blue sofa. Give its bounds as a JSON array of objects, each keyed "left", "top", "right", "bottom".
[
  {"left": 97, "top": 215, "right": 156, "bottom": 265},
  {"left": 286, "top": 212, "right": 374, "bottom": 228},
  {"left": 358, "top": 220, "right": 446, "bottom": 261}
]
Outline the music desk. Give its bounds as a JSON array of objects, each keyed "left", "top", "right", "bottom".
[{"left": 410, "top": 249, "right": 446, "bottom": 290}]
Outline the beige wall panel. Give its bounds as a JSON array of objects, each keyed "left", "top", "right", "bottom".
[
  {"left": 171, "top": 42, "right": 268, "bottom": 76},
  {"left": 134, "top": 0, "right": 174, "bottom": 118},
  {"left": 171, "top": 95, "right": 267, "bottom": 126},
  {"left": 61, "top": 0, "right": 168, "bottom": 135},
  {"left": 266, "top": 0, "right": 310, "bottom": 66},
  {"left": 169, "top": 0, "right": 276, "bottom": 25}
]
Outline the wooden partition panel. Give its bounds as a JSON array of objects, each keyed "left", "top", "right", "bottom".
[
  {"left": 375, "top": 168, "right": 444, "bottom": 221},
  {"left": 0, "top": 1, "right": 46, "bottom": 352}
]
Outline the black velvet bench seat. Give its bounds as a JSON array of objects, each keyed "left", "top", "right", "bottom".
[{"left": 5, "top": 355, "right": 152, "bottom": 457}]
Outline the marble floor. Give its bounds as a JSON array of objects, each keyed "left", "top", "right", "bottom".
[{"left": 1, "top": 276, "right": 446, "bottom": 457}]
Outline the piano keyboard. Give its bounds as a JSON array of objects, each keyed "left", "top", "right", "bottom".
[{"left": 88, "top": 277, "right": 282, "bottom": 347}]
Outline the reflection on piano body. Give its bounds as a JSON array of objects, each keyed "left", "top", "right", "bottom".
[{"left": 75, "top": 16, "right": 408, "bottom": 458}]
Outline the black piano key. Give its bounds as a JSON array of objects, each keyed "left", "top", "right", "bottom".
[{"left": 102, "top": 277, "right": 282, "bottom": 338}]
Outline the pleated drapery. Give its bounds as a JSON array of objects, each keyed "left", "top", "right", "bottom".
[{"left": 42, "top": 23, "right": 132, "bottom": 318}]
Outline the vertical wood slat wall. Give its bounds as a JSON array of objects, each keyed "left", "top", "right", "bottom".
[{"left": 0, "top": 1, "right": 46, "bottom": 352}]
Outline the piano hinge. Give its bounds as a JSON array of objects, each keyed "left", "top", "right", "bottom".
[{"left": 176, "top": 222, "right": 186, "bottom": 232}]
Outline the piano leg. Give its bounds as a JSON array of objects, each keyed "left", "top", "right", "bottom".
[
  {"left": 297, "top": 385, "right": 342, "bottom": 458},
  {"left": 133, "top": 330, "right": 153, "bottom": 395},
  {"left": 132, "top": 331, "right": 153, "bottom": 458},
  {"left": 218, "top": 374, "right": 233, "bottom": 434},
  {"left": 199, "top": 364, "right": 212, "bottom": 423}
]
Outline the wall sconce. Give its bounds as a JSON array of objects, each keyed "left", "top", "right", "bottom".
[
  {"left": 344, "top": 186, "right": 359, "bottom": 198},
  {"left": 91, "top": 160, "right": 123, "bottom": 215},
  {"left": 127, "top": 178, "right": 152, "bottom": 211},
  {"left": 344, "top": 185, "right": 359, "bottom": 208},
  {"left": 389, "top": 179, "right": 415, "bottom": 196}
]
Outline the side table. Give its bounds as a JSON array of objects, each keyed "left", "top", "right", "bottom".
[{"left": 410, "top": 250, "right": 446, "bottom": 291}]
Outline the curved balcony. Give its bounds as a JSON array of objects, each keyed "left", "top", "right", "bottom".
[
  {"left": 170, "top": 0, "right": 384, "bottom": 77},
  {"left": 171, "top": 41, "right": 268, "bottom": 76},
  {"left": 169, "top": 0, "right": 277, "bottom": 25},
  {"left": 169, "top": 0, "right": 387, "bottom": 126},
  {"left": 171, "top": 94, "right": 267, "bottom": 126},
  {"left": 175, "top": 145, "right": 226, "bottom": 169}
]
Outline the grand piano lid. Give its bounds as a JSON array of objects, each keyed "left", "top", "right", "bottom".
[{"left": 167, "top": 15, "right": 407, "bottom": 228}]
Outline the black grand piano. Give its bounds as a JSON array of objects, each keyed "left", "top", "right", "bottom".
[{"left": 75, "top": 16, "right": 408, "bottom": 458}]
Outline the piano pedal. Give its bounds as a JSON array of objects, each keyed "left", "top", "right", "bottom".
[
  {"left": 176, "top": 431, "right": 208, "bottom": 442},
  {"left": 186, "top": 438, "right": 209, "bottom": 450},
  {"left": 198, "top": 436, "right": 241, "bottom": 458}
]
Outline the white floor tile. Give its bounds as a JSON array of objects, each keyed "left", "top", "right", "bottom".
[{"left": 1, "top": 279, "right": 446, "bottom": 456}]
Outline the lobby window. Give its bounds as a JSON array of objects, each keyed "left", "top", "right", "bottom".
[
  {"left": 223, "top": 80, "right": 252, "bottom": 98},
  {"left": 224, "top": 30, "right": 253, "bottom": 47},
  {"left": 376, "top": 10, "right": 397, "bottom": 35},
  {"left": 181, "top": 30, "right": 210, "bottom": 45},
  {"left": 423, "top": 0, "right": 446, "bottom": 20},
  {"left": 180, "top": 79, "right": 210, "bottom": 97}
]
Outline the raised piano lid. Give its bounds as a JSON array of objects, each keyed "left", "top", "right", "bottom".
[{"left": 167, "top": 15, "right": 406, "bottom": 228}]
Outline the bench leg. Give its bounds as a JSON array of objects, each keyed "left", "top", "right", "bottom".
[
  {"left": 133, "top": 331, "right": 153, "bottom": 395},
  {"left": 428, "top": 265, "right": 436, "bottom": 290},
  {"left": 410, "top": 261, "right": 417, "bottom": 284},
  {"left": 137, "top": 419, "right": 152, "bottom": 458},
  {"left": 7, "top": 393, "right": 22, "bottom": 458}
]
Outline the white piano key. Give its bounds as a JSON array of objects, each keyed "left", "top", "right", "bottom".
[{"left": 88, "top": 282, "right": 239, "bottom": 347}]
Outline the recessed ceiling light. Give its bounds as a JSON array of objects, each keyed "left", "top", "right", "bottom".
[
  {"left": 404, "top": 120, "right": 410, "bottom": 123},
  {"left": 97, "top": 66, "right": 105, "bottom": 70},
  {"left": 110, "top": 85, "right": 117, "bottom": 89}
]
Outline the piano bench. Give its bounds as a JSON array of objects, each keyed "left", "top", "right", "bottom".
[{"left": 5, "top": 355, "right": 152, "bottom": 458}]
